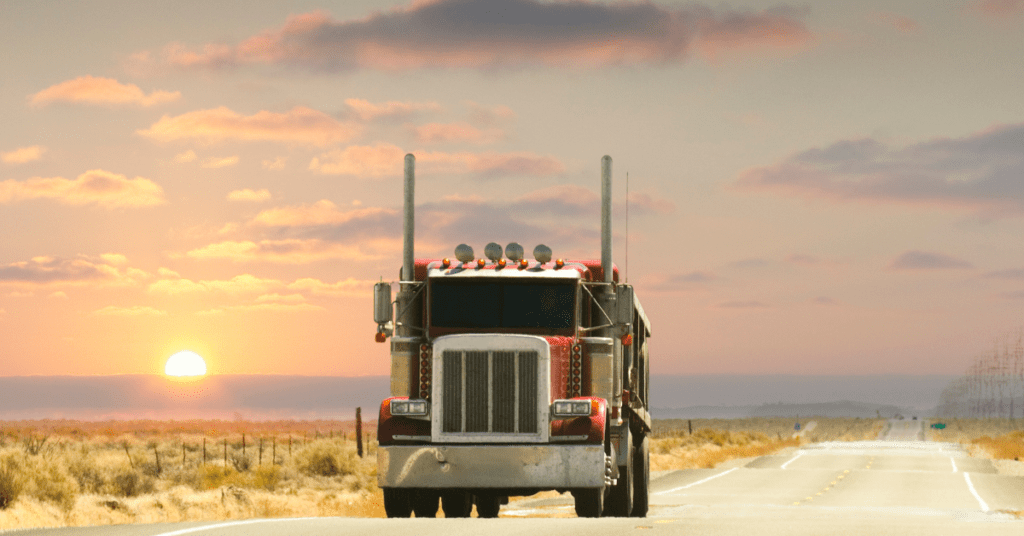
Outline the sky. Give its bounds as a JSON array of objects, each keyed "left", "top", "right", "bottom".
[{"left": 1, "top": 0, "right": 1023, "bottom": 378}]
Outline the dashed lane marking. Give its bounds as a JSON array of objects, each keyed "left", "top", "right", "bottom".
[{"left": 963, "top": 472, "right": 990, "bottom": 513}]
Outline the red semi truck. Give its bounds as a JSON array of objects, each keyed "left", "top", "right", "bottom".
[{"left": 373, "top": 155, "right": 652, "bottom": 518}]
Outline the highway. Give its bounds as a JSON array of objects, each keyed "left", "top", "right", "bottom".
[{"left": 7, "top": 419, "right": 1023, "bottom": 535}]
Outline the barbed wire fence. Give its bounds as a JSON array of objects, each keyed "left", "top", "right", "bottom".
[{"left": 936, "top": 330, "right": 1024, "bottom": 419}]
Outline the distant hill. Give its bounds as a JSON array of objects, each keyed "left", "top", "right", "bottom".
[{"left": 653, "top": 400, "right": 914, "bottom": 419}]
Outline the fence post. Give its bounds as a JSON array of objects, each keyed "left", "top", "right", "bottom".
[
  {"left": 202, "top": 437, "right": 206, "bottom": 466},
  {"left": 223, "top": 438, "right": 227, "bottom": 471},
  {"left": 356, "top": 407, "right": 364, "bottom": 458},
  {"left": 182, "top": 441, "right": 186, "bottom": 468},
  {"left": 153, "top": 444, "right": 161, "bottom": 475},
  {"left": 259, "top": 437, "right": 264, "bottom": 466}
]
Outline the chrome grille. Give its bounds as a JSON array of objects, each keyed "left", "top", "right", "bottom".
[{"left": 440, "top": 349, "right": 539, "bottom": 435}]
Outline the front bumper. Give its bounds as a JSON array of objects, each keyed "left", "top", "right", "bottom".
[{"left": 378, "top": 444, "right": 605, "bottom": 488}]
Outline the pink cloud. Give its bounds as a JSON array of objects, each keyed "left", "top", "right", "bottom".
[
  {"left": 182, "top": 238, "right": 398, "bottom": 263},
  {"left": 412, "top": 122, "right": 504, "bottom": 144},
  {"left": 888, "top": 251, "right": 973, "bottom": 271},
  {"left": 309, "top": 143, "right": 564, "bottom": 178},
  {"left": 0, "top": 256, "right": 147, "bottom": 286},
  {"left": 0, "top": 169, "right": 165, "bottom": 208},
  {"left": 138, "top": 106, "right": 360, "bottom": 145},
  {"left": 344, "top": 98, "right": 441, "bottom": 121},
  {"left": 148, "top": 1, "right": 812, "bottom": 72},
  {"left": 29, "top": 75, "right": 180, "bottom": 107},
  {"left": 227, "top": 189, "right": 271, "bottom": 202},
  {"left": 250, "top": 200, "right": 395, "bottom": 228},
  {"left": 1, "top": 145, "right": 47, "bottom": 165}
]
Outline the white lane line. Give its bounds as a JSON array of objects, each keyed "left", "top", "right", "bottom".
[
  {"left": 781, "top": 451, "right": 804, "bottom": 470},
  {"left": 950, "top": 456, "right": 957, "bottom": 473},
  {"left": 963, "top": 472, "right": 990, "bottom": 513},
  {"left": 153, "top": 518, "right": 319, "bottom": 536},
  {"left": 656, "top": 467, "right": 738, "bottom": 495}
]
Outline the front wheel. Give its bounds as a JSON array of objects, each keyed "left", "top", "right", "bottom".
[
  {"left": 441, "top": 490, "right": 473, "bottom": 518},
  {"left": 383, "top": 488, "right": 412, "bottom": 518},
  {"left": 475, "top": 493, "right": 502, "bottom": 518},
  {"left": 572, "top": 488, "right": 604, "bottom": 518}
]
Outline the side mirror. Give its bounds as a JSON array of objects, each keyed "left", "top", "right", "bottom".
[
  {"left": 615, "top": 285, "right": 634, "bottom": 325},
  {"left": 374, "top": 282, "right": 393, "bottom": 324}
]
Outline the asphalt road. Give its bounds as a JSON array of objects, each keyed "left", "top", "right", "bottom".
[{"left": 6, "top": 419, "right": 1023, "bottom": 536}]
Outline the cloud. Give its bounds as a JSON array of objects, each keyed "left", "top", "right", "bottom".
[
  {"left": 151, "top": 1, "right": 812, "bottom": 72},
  {"left": 197, "top": 302, "right": 325, "bottom": 315},
  {"left": 811, "top": 296, "right": 839, "bottom": 306},
  {"left": 870, "top": 12, "right": 919, "bottom": 33},
  {"left": 92, "top": 305, "right": 167, "bottom": 316},
  {"left": 201, "top": 156, "right": 239, "bottom": 168},
  {"left": 262, "top": 157, "right": 287, "bottom": 170},
  {"left": 0, "top": 256, "right": 144, "bottom": 285},
  {"left": 736, "top": 123, "right": 1024, "bottom": 215},
  {"left": 227, "top": 188, "right": 271, "bottom": 202},
  {"left": 984, "top": 268, "right": 1024, "bottom": 280},
  {"left": 182, "top": 239, "right": 396, "bottom": 263},
  {"left": 888, "top": 251, "right": 973, "bottom": 271},
  {"left": 100, "top": 253, "right": 128, "bottom": 265},
  {"left": 287, "top": 277, "right": 373, "bottom": 297},
  {"left": 29, "top": 76, "right": 179, "bottom": 107},
  {"left": 0, "top": 169, "right": 165, "bottom": 208},
  {"left": 971, "top": 0, "right": 1024, "bottom": 17},
  {"left": 2, "top": 145, "right": 47, "bottom": 165},
  {"left": 309, "top": 143, "right": 564, "bottom": 178},
  {"left": 49, "top": 291, "right": 68, "bottom": 299},
  {"left": 412, "top": 122, "right": 504, "bottom": 144},
  {"left": 250, "top": 200, "right": 396, "bottom": 229},
  {"left": 138, "top": 106, "right": 360, "bottom": 145},
  {"left": 344, "top": 98, "right": 441, "bottom": 121},
  {"left": 174, "top": 150, "right": 197, "bottom": 163},
  {"left": 147, "top": 273, "right": 282, "bottom": 295},
  {"left": 467, "top": 102, "right": 516, "bottom": 126}
]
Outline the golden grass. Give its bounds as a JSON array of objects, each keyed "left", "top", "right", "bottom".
[{"left": 0, "top": 417, "right": 884, "bottom": 529}]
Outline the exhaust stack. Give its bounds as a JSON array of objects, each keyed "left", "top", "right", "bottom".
[
  {"left": 601, "top": 155, "right": 612, "bottom": 283},
  {"left": 403, "top": 154, "right": 415, "bottom": 282}
]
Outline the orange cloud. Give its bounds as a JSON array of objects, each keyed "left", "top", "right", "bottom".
[
  {"left": 413, "top": 122, "right": 503, "bottom": 144},
  {"left": 287, "top": 277, "right": 374, "bottom": 297},
  {"left": 0, "top": 256, "right": 147, "bottom": 286},
  {"left": 138, "top": 106, "right": 360, "bottom": 145},
  {"left": 148, "top": 273, "right": 282, "bottom": 295},
  {"left": 201, "top": 156, "right": 239, "bottom": 168},
  {"left": 149, "top": 1, "right": 812, "bottom": 72},
  {"left": 250, "top": 200, "right": 394, "bottom": 227},
  {"left": 262, "top": 157, "right": 287, "bottom": 170},
  {"left": 174, "top": 150, "right": 197, "bottom": 163},
  {"left": 182, "top": 238, "right": 397, "bottom": 263},
  {"left": 196, "top": 302, "right": 325, "bottom": 315},
  {"left": 227, "top": 188, "right": 271, "bottom": 202},
  {"left": 0, "top": 169, "right": 165, "bottom": 208},
  {"left": 344, "top": 98, "right": 441, "bottom": 121},
  {"left": 92, "top": 305, "right": 167, "bottom": 316},
  {"left": 29, "top": 75, "right": 180, "bottom": 107},
  {"left": 309, "top": 143, "right": 564, "bottom": 178},
  {"left": 2, "top": 145, "right": 47, "bottom": 165}
]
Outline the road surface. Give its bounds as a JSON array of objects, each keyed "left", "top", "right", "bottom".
[{"left": 6, "top": 419, "right": 1022, "bottom": 535}]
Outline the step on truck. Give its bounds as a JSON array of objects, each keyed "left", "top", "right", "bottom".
[{"left": 373, "top": 155, "right": 652, "bottom": 518}]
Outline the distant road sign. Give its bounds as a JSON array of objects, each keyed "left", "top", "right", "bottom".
[
  {"left": 930, "top": 423, "right": 946, "bottom": 429},
  {"left": 794, "top": 422, "right": 801, "bottom": 431}
]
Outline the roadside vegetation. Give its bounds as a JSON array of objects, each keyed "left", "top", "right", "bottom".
[
  {"left": 1, "top": 417, "right": 886, "bottom": 529},
  {"left": 927, "top": 418, "right": 1024, "bottom": 461}
]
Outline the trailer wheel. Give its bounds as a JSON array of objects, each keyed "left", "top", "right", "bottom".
[
  {"left": 383, "top": 488, "right": 412, "bottom": 518},
  {"left": 411, "top": 490, "right": 440, "bottom": 518},
  {"left": 441, "top": 490, "right": 473, "bottom": 518},
  {"left": 572, "top": 488, "right": 604, "bottom": 518},
  {"left": 475, "top": 493, "right": 501, "bottom": 518},
  {"left": 631, "top": 433, "right": 650, "bottom": 517}
]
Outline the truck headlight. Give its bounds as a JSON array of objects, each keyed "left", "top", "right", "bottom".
[
  {"left": 551, "top": 399, "right": 592, "bottom": 418},
  {"left": 390, "top": 399, "right": 429, "bottom": 416}
]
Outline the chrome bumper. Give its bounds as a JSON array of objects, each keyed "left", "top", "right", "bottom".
[{"left": 378, "top": 444, "right": 606, "bottom": 488}]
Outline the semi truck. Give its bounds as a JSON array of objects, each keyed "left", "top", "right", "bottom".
[{"left": 373, "top": 155, "right": 652, "bottom": 518}]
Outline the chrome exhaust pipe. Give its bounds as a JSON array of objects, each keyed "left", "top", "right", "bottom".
[
  {"left": 403, "top": 153, "right": 415, "bottom": 282},
  {"left": 601, "top": 155, "right": 612, "bottom": 283}
]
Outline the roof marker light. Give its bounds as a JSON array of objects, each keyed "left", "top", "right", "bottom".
[
  {"left": 441, "top": 258, "right": 451, "bottom": 269},
  {"left": 497, "top": 259, "right": 507, "bottom": 268},
  {"left": 518, "top": 259, "right": 529, "bottom": 269},
  {"left": 555, "top": 259, "right": 565, "bottom": 269},
  {"left": 477, "top": 258, "right": 486, "bottom": 268}
]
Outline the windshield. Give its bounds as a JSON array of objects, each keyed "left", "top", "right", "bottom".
[{"left": 430, "top": 279, "right": 575, "bottom": 330}]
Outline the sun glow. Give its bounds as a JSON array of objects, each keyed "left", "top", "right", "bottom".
[{"left": 164, "top": 350, "right": 208, "bottom": 377}]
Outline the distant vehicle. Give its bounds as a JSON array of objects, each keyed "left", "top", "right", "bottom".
[{"left": 912, "top": 416, "right": 917, "bottom": 420}]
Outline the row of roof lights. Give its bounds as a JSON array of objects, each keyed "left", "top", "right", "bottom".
[{"left": 442, "top": 242, "right": 564, "bottom": 270}]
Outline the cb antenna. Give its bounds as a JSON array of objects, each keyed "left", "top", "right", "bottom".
[{"left": 625, "top": 171, "right": 629, "bottom": 284}]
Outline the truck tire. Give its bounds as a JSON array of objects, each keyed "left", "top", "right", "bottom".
[
  {"left": 604, "top": 435, "right": 633, "bottom": 516},
  {"left": 441, "top": 490, "right": 473, "bottom": 518},
  {"left": 572, "top": 488, "right": 604, "bottom": 518},
  {"left": 475, "top": 493, "right": 501, "bottom": 518},
  {"left": 383, "top": 488, "right": 412, "bottom": 518},
  {"left": 412, "top": 490, "right": 440, "bottom": 518},
  {"left": 631, "top": 433, "right": 650, "bottom": 517}
]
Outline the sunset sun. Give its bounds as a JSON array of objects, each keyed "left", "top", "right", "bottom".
[{"left": 164, "top": 350, "right": 207, "bottom": 377}]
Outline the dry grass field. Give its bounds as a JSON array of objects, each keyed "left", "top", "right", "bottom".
[
  {"left": 1, "top": 417, "right": 886, "bottom": 529},
  {"left": 927, "top": 418, "right": 1024, "bottom": 461}
]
